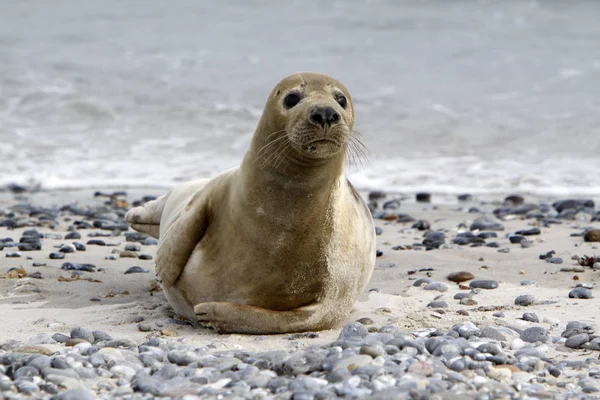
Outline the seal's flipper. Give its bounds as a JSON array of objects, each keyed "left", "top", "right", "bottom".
[
  {"left": 155, "top": 192, "right": 209, "bottom": 289},
  {"left": 194, "top": 302, "right": 330, "bottom": 334},
  {"left": 125, "top": 194, "right": 168, "bottom": 239}
]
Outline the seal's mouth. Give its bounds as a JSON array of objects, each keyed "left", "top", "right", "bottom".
[{"left": 302, "top": 139, "right": 339, "bottom": 153}]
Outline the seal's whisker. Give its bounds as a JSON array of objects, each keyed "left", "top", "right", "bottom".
[
  {"left": 255, "top": 134, "right": 288, "bottom": 159},
  {"left": 259, "top": 137, "right": 291, "bottom": 169}
]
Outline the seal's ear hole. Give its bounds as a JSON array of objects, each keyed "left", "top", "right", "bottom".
[
  {"left": 283, "top": 92, "right": 302, "bottom": 109},
  {"left": 336, "top": 94, "right": 348, "bottom": 109},
  {"left": 276, "top": 90, "right": 281, "bottom": 96}
]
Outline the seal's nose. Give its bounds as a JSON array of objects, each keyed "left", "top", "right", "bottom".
[{"left": 309, "top": 106, "right": 340, "bottom": 127}]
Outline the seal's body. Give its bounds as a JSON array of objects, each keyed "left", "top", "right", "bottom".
[{"left": 126, "top": 72, "right": 375, "bottom": 333}]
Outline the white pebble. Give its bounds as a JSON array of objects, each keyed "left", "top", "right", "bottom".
[
  {"left": 511, "top": 338, "right": 525, "bottom": 350},
  {"left": 372, "top": 376, "right": 396, "bottom": 391},
  {"left": 110, "top": 365, "right": 136, "bottom": 381}
]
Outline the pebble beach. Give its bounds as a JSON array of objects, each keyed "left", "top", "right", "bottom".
[{"left": 1, "top": 187, "right": 599, "bottom": 399}]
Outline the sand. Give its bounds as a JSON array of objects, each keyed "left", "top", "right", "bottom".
[{"left": 1, "top": 189, "right": 599, "bottom": 359}]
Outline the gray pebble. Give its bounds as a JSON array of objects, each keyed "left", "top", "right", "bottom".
[
  {"left": 54, "top": 388, "right": 96, "bottom": 400},
  {"left": 546, "top": 257, "right": 563, "bottom": 264},
  {"left": 522, "top": 313, "right": 539, "bottom": 323},
  {"left": 469, "top": 280, "right": 499, "bottom": 289},
  {"left": 427, "top": 300, "right": 448, "bottom": 308},
  {"left": 521, "top": 327, "right": 548, "bottom": 343},
  {"left": 565, "top": 333, "right": 590, "bottom": 349},
  {"left": 515, "top": 294, "right": 535, "bottom": 306},
  {"left": 423, "top": 282, "right": 448, "bottom": 292},
  {"left": 569, "top": 288, "right": 593, "bottom": 299},
  {"left": 338, "top": 322, "right": 368, "bottom": 340},
  {"left": 124, "top": 266, "right": 149, "bottom": 274},
  {"left": 70, "top": 327, "right": 95, "bottom": 343},
  {"left": 520, "top": 280, "right": 536, "bottom": 286},
  {"left": 167, "top": 349, "right": 198, "bottom": 366}
]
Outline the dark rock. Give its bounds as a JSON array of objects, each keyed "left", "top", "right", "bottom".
[
  {"left": 70, "top": 327, "right": 95, "bottom": 343},
  {"left": 49, "top": 252, "right": 65, "bottom": 260},
  {"left": 72, "top": 242, "right": 86, "bottom": 251},
  {"left": 64, "top": 232, "right": 81, "bottom": 240},
  {"left": 509, "top": 235, "right": 526, "bottom": 244},
  {"left": 515, "top": 228, "right": 541, "bottom": 236},
  {"left": 470, "top": 216, "right": 504, "bottom": 231},
  {"left": 18, "top": 242, "right": 42, "bottom": 251},
  {"left": 61, "top": 262, "right": 96, "bottom": 272},
  {"left": 86, "top": 239, "right": 106, "bottom": 246},
  {"left": 124, "top": 266, "right": 149, "bottom": 274},
  {"left": 427, "top": 300, "right": 448, "bottom": 308},
  {"left": 469, "top": 280, "right": 499, "bottom": 289},
  {"left": 375, "top": 227, "right": 383, "bottom": 235},
  {"left": 412, "top": 220, "right": 430, "bottom": 231},
  {"left": 552, "top": 199, "right": 594, "bottom": 213},
  {"left": 514, "top": 294, "right": 535, "bottom": 306},
  {"left": 522, "top": 313, "right": 539, "bottom": 323},
  {"left": 565, "top": 333, "right": 590, "bottom": 349},
  {"left": 383, "top": 199, "right": 401, "bottom": 210},
  {"left": 504, "top": 195, "right": 525, "bottom": 205},
  {"left": 138, "top": 254, "right": 153, "bottom": 260},
  {"left": 453, "top": 232, "right": 486, "bottom": 246},
  {"left": 396, "top": 214, "right": 415, "bottom": 223},
  {"left": 376, "top": 249, "right": 383, "bottom": 257},
  {"left": 458, "top": 194, "right": 473, "bottom": 202},
  {"left": 584, "top": 229, "right": 600, "bottom": 242},
  {"left": 447, "top": 271, "right": 474, "bottom": 283},
  {"left": 478, "top": 232, "right": 497, "bottom": 239},
  {"left": 423, "top": 231, "right": 445, "bottom": 249},
  {"left": 368, "top": 191, "right": 386, "bottom": 201},
  {"left": 416, "top": 192, "right": 431, "bottom": 203},
  {"left": 545, "top": 257, "right": 563, "bottom": 264},
  {"left": 521, "top": 327, "right": 548, "bottom": 343},
  {"left": 569, "top": 288, "right": 593, "bottom": 299}
]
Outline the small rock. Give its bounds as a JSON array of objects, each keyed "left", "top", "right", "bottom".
[
  {"left": 427, "top": 300, "right": 448, "bottom": 308},
  {"left": 470, "top": 216, "right": 505, "bottom": 231},
  {"left": 65, "top": 232, "right": 81, "bottom": 240},
  {"left": 124, "top": 266, "right": 149, "bottom": 274},
  {"left": 522, "top": 313, "right": 539, "bottom": 323},
  {"left": 447, "top": 271, "right": 474, "bottom": 283},
  {"left": 416, "top": 192, "right": 431, "bottom": 203},
  {"left": 569, "top": 288, "right": 593, "bottom": 299},
  {"left": 521, "top": 327, "right": 548, "bottom": 343},
  {"left": 546, "top": 257, "right": 563, "bottom": 264},
  {"left": 584, "top": 229, "right": 600, "bottom": 242},
  {"left": 49, "top": 252, "right": 65, "bottom": 260},
  {"left": 565, "top": 333, "right": 589, "bottom": 349},
  {"left": 338, "top": 322, "right": 368, "bottom": 339},
  {"left": 423, "top": 282, "right": 448, "bottom": 292},
  {"left": 469, "top": 280, "right": 499, "bottom": 289},
  {"left": 70, "top": 327, "right": 95, "bottom": 343},
  {"left": 514, "top": 294, "right": 535, "bottom": 306}
]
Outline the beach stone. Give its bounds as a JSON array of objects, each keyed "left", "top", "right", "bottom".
[
  {"left": 416, "top": 192, "right": 430, "bottom": 203},
  {"left": 521, "top": 280, "right": 536, "bottom": 286},
  {"left": 509, "top": 235, "right": 526, "bottom": 244},
  {"left": 423, "top": 282, "right": 448, "bottom": 292},
  {"left": 447, "top": 271, "right": 474, "bottom": 283},
  {"left": 6, "top": 251, "right": 21, "bottom": 258},
  {"left": 546, "top": 257, "right": 563, "bottom": 264},
  {"left": 72, "top": 242, "right": 86, "bottom": 251},
  {"left": 59, "top": 244, "right": 75, "bottom": 253},
  {"left": 338, "top": 322, "right": 368, "bottom": 339},
  {"left": 480, "top": 326, "right": 506, "bottom": 341},
  {"left": 453, "top": 292, "right": 471, "bottom": 300},
  {"left": 413, "top": 278, "right": 433, "bottom": 287},
  {"left": 422, "top": 231, "right": 445, "bottom": 249},
  {"left": 515, "top": 228, "right": 541, "bottom": 236},
  {"left": 51, "top": 333, "right": 70, "bottom": 344},
  {"left": 427, "top": 300, "right": 448, "bottom": 308},
  {"left": 565, "top": 333, "right": 589, "bottom": 349},
  {"left": 584, "top": 230, "right": 600, "bottom": 242},
  {"left": 515, "top": 294, "right": 535, "bottom": 306},
  {"left": 70, "top": 327, "right": 94, "bottom": 343},
  {"left": 497, "top": 248, "right": 510, "bottom": 253},
  {"left": 375, "top": 226, "right": 383, "bottom": 235},
  {"left": 521, "top": 327, "right": 548, "bottom": 343},
  {"left": 522, "top": 313, "right": 539, "bottom": 323},
  {"left": 143, "top": 238, "right": 158, "bottom": 245},
  {"left": 167, "top": 350, "right": 198, "bottom": 365},
  {"left": 64, "top": 232, "right": 81, "bottom": 240},
  {"left": 452, "top": 322, "right": 481, "bottom": 339},
  {"left": 412, "top": 220, "right": 430, "bottom": 230},
  {"left": 49, "top": 252, "right": 65, "bottom": 260},
  {"left": 138, "top": 254, "right": 153, "bottom": 260},
  {"left": 569, "top": 288, "right": 593, "bottom": 299},
  {"left": 120, "top": 250, "right": 138, "bottom": 258},
  {"left": 92, "top": 330, "right": 112, "bottom": 342},
  {"left": 124, "top": 266, "right": 149, "bottom": 274},
  {"left": 470, "top": 216, "right": 504, "bottom": 231},
  {"left": 54, "top": 388, "right": 96, "bottom": 400},
  {"left": 470, "top": 280, "right": 499, "bottom": 289}
]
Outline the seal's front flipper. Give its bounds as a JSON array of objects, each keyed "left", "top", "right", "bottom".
[
  {"left": 155, "top": 192, "right": 209, "bottom": 289},
  {"left": 194, "top": 302, "right": 331, "bottom": 334},
  {"left": 125, "top": 194, "right": 169, "bottom": 239}
]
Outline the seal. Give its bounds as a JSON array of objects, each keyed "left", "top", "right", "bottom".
[{"left": 125, "top": 72, "right": 375, "bottom": 334}]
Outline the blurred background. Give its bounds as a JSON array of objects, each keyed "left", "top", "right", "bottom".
[{"left": 1, "top": 0, "right": 599, "bottom": 197}]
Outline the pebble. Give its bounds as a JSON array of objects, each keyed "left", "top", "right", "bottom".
[
  {"left": 5, "top": 252, "right": 21, "bottom": 258},
  {"left": 70, "top": 327, "right": 95, "bottom": 343},
  {"left": 423, "top": 282, "right": 448, "bottom": 292},
  {"left": 49, "top": 252, "right": 65, "bottom": 259},
  {"left": 86, "top": 239, "right": 106, "bottom": 246},
  {"left": 514, "top": 294, "right": 535, "bottom": 306},
  {"left": 447, "top": 271, "right": 474, "bottom": 283},
  {"left": 565, "top": 333, "right": 589, "bottom": 349},
  {"left": 427, "top": 300, "right": 448, "bottom": 308},
  {"left": 470, "top": 216, "right": 505, "bottom": 231},
  {"left": 64, "top": 232, "right": 81, "bottom": 240},
  {"left": 521, "top": 327, "right": 548, "bottom": 343},
  {"left": 469, "top": 280, "right": 499, "bottom": 289},
  {"left": 569, "top": 288, "right": 593, "bottom": 299},
  {"left": 546, "top": 257, "right": 563, "bottom": 264},
  {"left": 124, "top": 266, "right": 150, "bottom": 274},
  {"left": 515, "top": 228, "right": 541, "bottom": 236},
  {"left": 584, "top": 229, "right": 600, "bottom": 242},
  {"left": 72, "top": 242, "right": 86, "bottom": 251},
  {"left": 522, "top": 313, "right": 539, "bottom": 323}
]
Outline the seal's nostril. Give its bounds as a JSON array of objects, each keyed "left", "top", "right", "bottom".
[
  {"left": 310, "top": 107, "right": 340, "bottom": 127},
  {"left": 310, "top": 111, "right": 325, "bottom": 127}
]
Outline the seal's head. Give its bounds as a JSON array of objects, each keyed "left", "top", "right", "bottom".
[{"left": 253, "top": 72, "right": 356, "bottom": 168}]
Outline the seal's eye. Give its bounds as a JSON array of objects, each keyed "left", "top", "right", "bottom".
[
  {"left": 336, "top": 94, "right": 347, "bottom": 109},
  {"left": 283, "top": 92, "right": 301, "bottom": 109}
]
